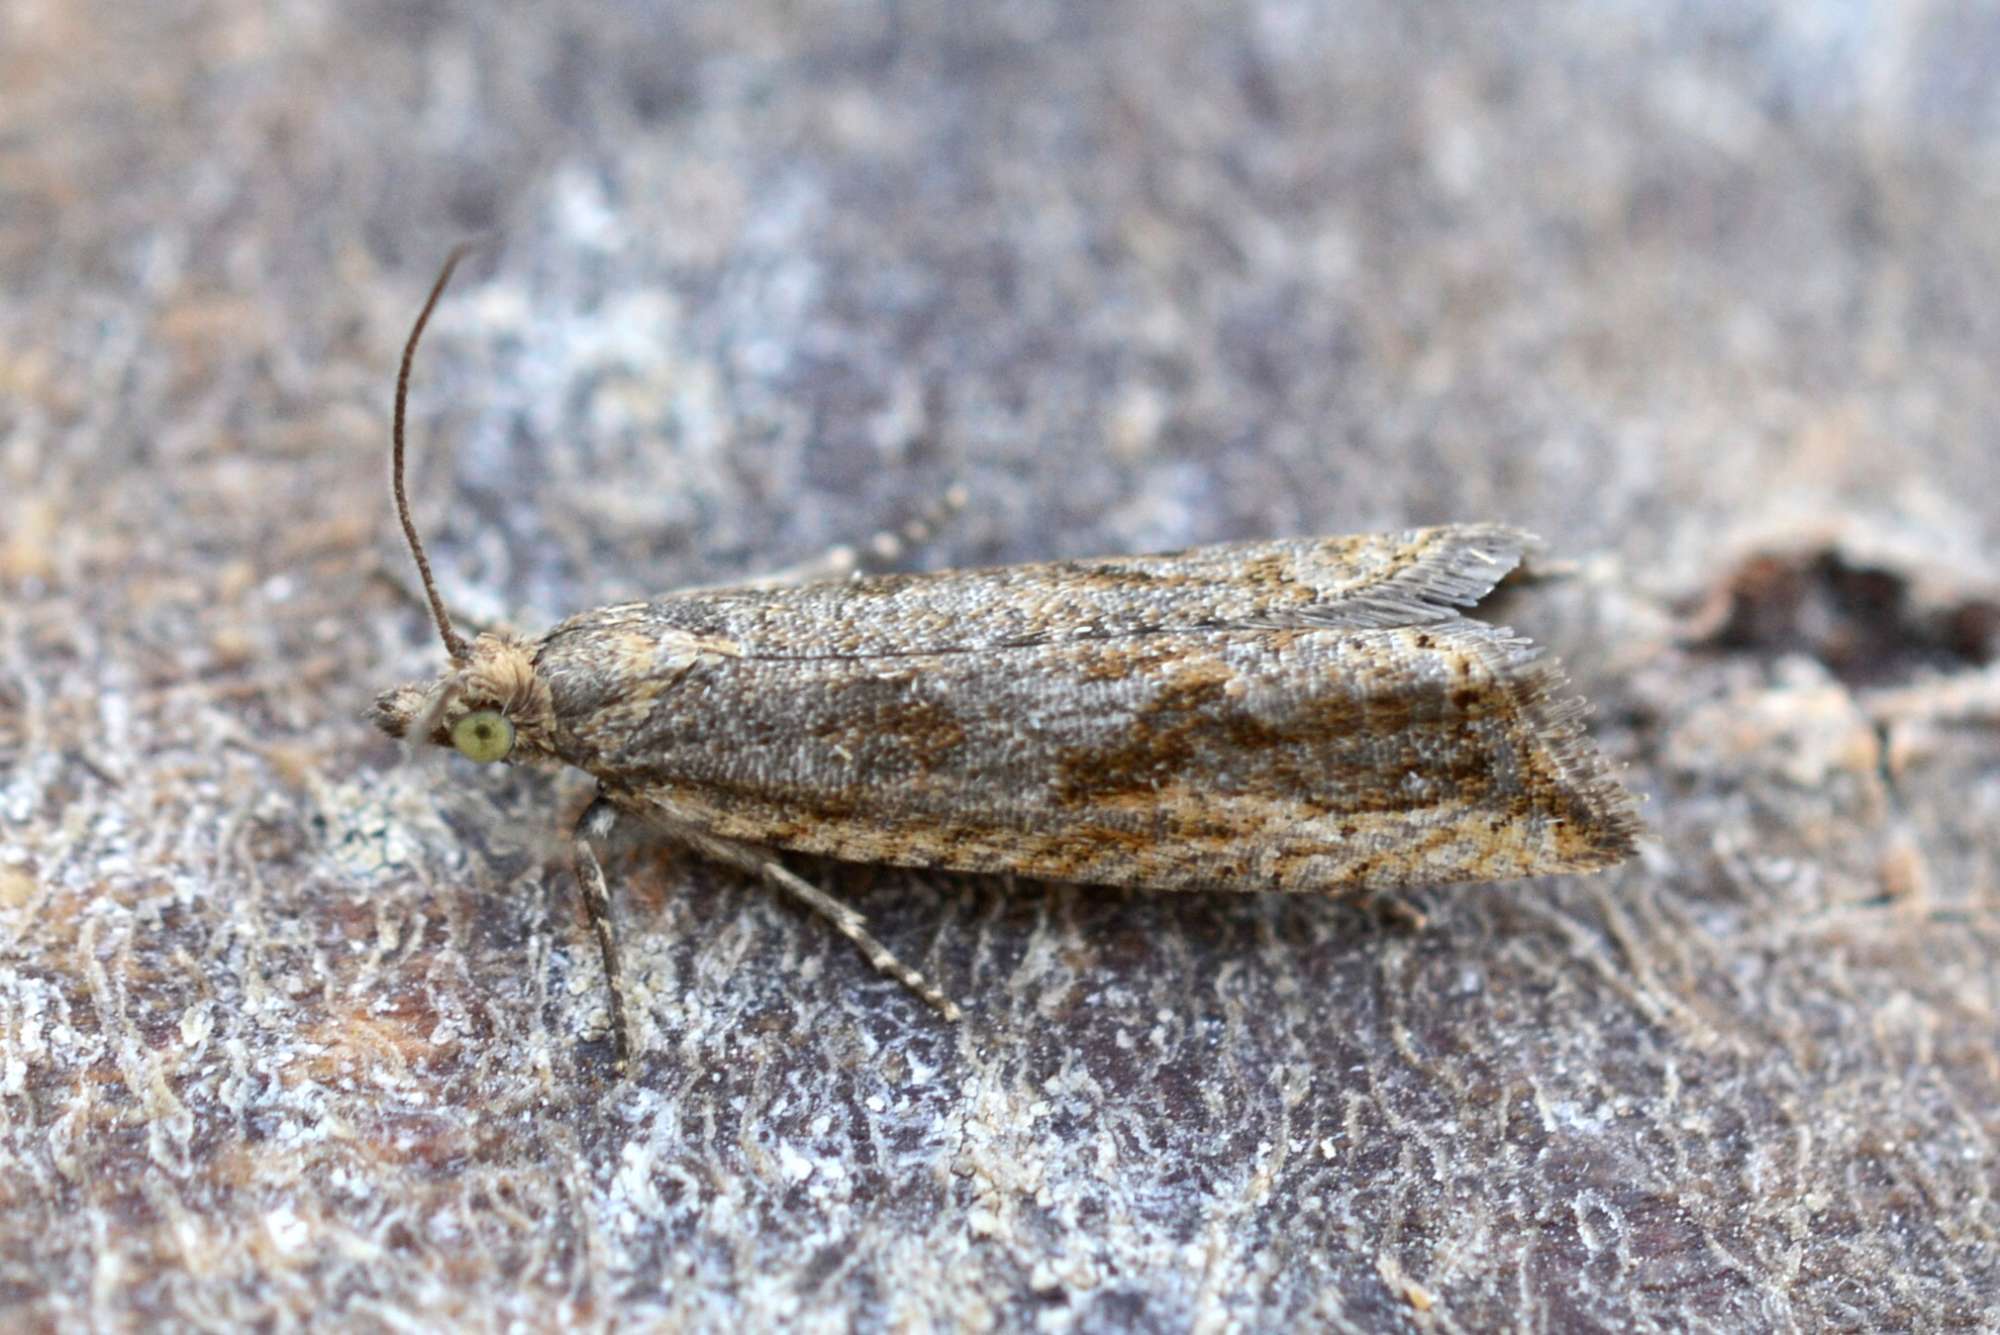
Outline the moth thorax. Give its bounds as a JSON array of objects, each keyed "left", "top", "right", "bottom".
[{"left": 453, "top": 633, "right": 553, "bottom": 735}]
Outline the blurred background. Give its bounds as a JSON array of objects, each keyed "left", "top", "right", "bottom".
[{"left": 2, "top": 1, "right": 1995, "bottom": 1328}]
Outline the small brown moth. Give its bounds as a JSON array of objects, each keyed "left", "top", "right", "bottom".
[{"left": 372, "top": 248, "right": 1641, "bottom": 1068}]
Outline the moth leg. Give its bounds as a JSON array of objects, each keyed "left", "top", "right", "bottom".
[
  {"left": 570, "top": 797, "right": 634, "bottom": 1071},
  {"left": 849, "top": 481, "right": 970, "bottom": 573},
  {"left": 721, "top": 483, "right": 970, "bottom": 590},
  {"left": 1362, "top": 889, "right": 1430, "bottom": 932},
  {"left": 684, "top": 831, "right": 961, "bottom": 1020},
  {"left": 758, "top": 859, "right": 964, "bottom": 1021}
]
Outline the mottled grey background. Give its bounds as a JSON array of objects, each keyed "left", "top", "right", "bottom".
[{"left": 4, "top": 1, "right": 1997, "bottom": 1329}]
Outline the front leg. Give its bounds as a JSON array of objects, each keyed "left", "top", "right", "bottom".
[
  {"left": 570, "top": 795, "right": 633, "bottom": 1071},
  {"left": 572, "top": 802, "right": 959, "bottom": 1070}
]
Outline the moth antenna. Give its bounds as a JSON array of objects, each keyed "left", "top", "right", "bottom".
[{"left": 393, "top": 242, "right": 481, "bottom": 662}]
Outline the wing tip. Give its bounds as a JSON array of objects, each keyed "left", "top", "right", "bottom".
[
  {"left": 1495, "top": 637, "right": 1647, "bottom": 868},
  {"left": 1323, "top": 523, "right": 1539, "bottom": 628}
]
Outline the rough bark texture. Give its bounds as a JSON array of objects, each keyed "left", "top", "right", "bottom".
[{"left": 3, "top": 2, "right": 1996, "bottom": 1329}]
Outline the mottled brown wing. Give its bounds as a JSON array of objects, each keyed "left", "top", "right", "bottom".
[
  {"left": 542, "top": 615, "right": 1639, "bottom": 894},
  {"left": 539, "top": 523, "right": 1534, "bottom": 657}
]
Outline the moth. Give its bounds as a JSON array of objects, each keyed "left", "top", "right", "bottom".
[{"left": 372, "top": 247, "right": 1642, "bottom": 1068}]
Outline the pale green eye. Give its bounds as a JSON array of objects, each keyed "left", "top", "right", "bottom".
[{"left": 450, "top": 710, "right": 514, "bottom": 764}]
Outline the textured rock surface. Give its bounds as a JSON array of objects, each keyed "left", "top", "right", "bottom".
[{"left": 3, "top": 2, "right": 1996, "bottom": 1328}]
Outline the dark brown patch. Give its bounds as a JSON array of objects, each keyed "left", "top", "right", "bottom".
[{"left": 1051, "top": 664, "right": 1237, "bottom": 806}]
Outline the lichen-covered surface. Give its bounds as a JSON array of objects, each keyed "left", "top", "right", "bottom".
[{"left": 3, "top": 2, "right": 1996, "bottom": 1329}]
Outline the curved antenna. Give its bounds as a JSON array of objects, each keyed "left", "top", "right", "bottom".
[{"left": 393, "top": 243, "right": 481, "bottom": 662}]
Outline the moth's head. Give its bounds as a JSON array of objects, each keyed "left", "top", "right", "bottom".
[
  {"left": 371, "top": 631, "right": 559, "bottom": 767},
  {"left": 375, "top": 245, "right": 565, "bottom": 771}
]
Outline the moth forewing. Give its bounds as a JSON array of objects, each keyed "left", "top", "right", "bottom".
[
  {"left": 528, "top": 545, "right": 1637, "bottom": 894},
  {"left": 375, "top": 250, "right": 1641, "bottom": 1068}
]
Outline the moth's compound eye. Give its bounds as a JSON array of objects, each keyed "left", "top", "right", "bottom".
[{"left": 451, "top": 710, "right": 514, "bottom": 763}]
